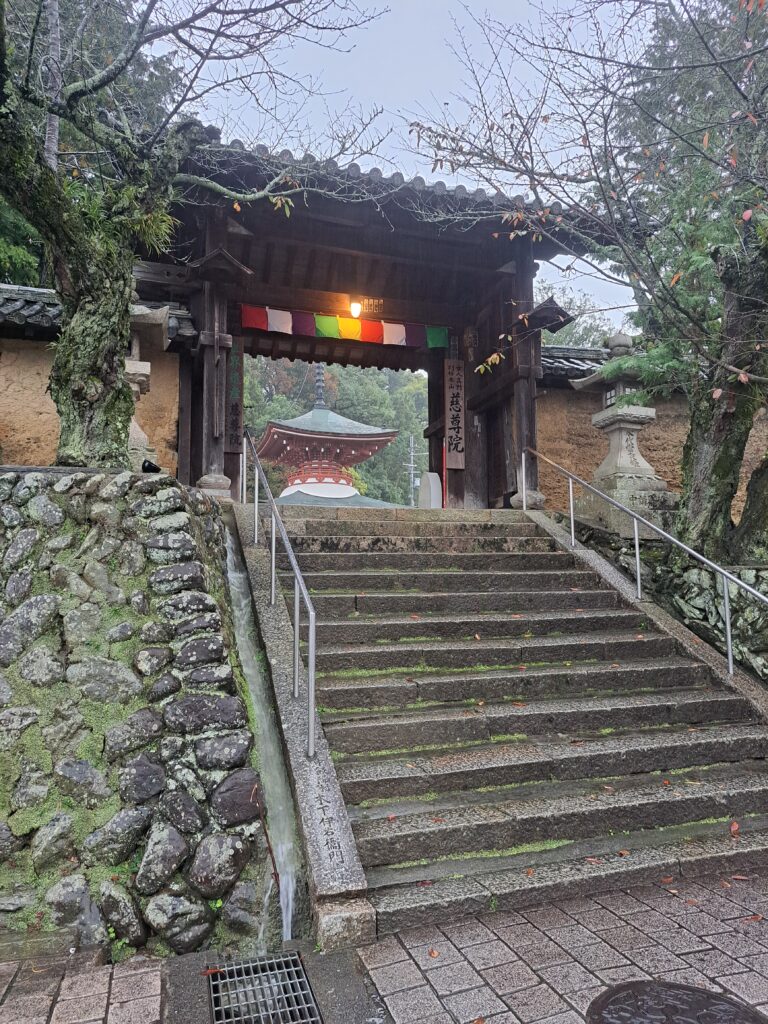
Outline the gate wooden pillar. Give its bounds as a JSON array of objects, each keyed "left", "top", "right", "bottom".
[{"left": 510, "top": 237, "right": 541, "bottom": 496}]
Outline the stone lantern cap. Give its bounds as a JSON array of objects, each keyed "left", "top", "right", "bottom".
[{"left": 569, "top": 332, "right": 640, "bottom": 392}]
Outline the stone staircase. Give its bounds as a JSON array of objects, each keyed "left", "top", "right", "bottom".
[{"left": 276, "top": 507, "right": 768, "bottom": 934}]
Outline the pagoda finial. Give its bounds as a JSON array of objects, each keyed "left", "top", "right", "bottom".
[{"left": 314, "top": 363, "right": 327, "bottom": 409}]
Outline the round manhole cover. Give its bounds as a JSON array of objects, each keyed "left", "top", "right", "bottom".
[{"left": 587, "top": 981, "right": 768, "bottom": 1024}]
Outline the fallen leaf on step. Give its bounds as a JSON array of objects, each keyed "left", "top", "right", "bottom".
[
  {"left": 685, "top": 899, "right": 699, "bottom": 906},
  {"left": 418, "top": 880, "right": 434, "bottom": 887},
  {"left": 410, "top": 614, "right": 421, "bottom": 620},
  {"left": 477, "top": 700, "right": 486, "bottom": 707},
  {"left": 746, "top": 914, "right": 764, "bottom": 923},
  {"left": 731, "top": 820, "right": 741, "bottom": 838},
  {"left": 720, "top": 880, "right": 732, "bottom": 889},
  {"left": 431, "top": 817, "right": 446, "bottom": 824},
  {"left": 661, "top": 876, "right": 675, "bottom": 884},
  {"left": 472, "top": 1018, "right": 486, "bottom": 1024},
  {"left": 428, "top": 948, "right": 441, "bottom": 958},
  {"left": 571, "top": 739, "right": 584, "bottom": 746},
  {"left": 662, "top": 779, "right": 671, "bottom": 786},
  {"left": 512, "top": 701, "right": 527, "bottom": 707},
  {"left": 474, "top": 634, "right": 481, "bottom": 641},
  {"left": 635, "top": 634, "right": 646, "bottom": 639},
  {"left": 683, "top": 779, "right": 703, "bottom": 785},
  {"left": 525, "top": 867, "right": 535, "bottom": 877},
  {"left": 586, "top": 857, "right": 603, "bottom": 865},
  {"left": 618, "top": 849, "right": 630, "bottom": 857},
  {"left": 611, "top": 663, "right": 621, "bottom": 668},
  {"left": 732, "top": 875, "right": 750, "bottom": 881},
  {"left": 511, "top": 614, "right": 524, "bottom": 619},
  {"left": 386, "top": 815, "right": 397, "bottom": 822},
  {"left": 603, "top": 785, "right": 615, "bottom": 793},
  {"left": 518, "top": 665, "right": 527, "bottom": 671},
  {"left": 406, "top": 763, "right": 416, "bottom": 769}
]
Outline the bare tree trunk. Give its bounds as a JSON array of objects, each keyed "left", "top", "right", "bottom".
[
  {"left": 43, "top": 0, "right": 61, "bottom": 171},
  {"left": 677, "top": 247, "right": 768, "bottom": 562}
]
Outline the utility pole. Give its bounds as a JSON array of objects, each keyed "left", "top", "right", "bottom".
[{"left": 404, "top": 433, "right": 428, "bottom": 507}]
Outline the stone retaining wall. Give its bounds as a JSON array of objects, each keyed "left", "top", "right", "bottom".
[
  {"left": 0, "top": 470, "right": 264, "bottom": 956},
  {"left": 573, "top": 519, "right": 768, "bottom": 681}
]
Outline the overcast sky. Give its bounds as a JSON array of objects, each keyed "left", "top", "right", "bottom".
[{"left": 254, "top": 0, "right": 633, "bottom": 329}]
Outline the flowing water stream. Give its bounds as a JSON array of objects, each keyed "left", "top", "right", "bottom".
[{"left": 226, "top": 529, "right": 300, "bottom": 943}]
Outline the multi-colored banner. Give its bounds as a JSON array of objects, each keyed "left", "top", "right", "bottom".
[{"left": 241, "top": 304, "right": 449, "bottom": 350}]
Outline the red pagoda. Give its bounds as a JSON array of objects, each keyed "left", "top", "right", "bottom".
[{"left": 256, "top": 366, "right": 398, "bottom": 506}]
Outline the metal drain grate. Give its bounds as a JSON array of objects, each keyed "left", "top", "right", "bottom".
[{"left": 208, "top": 953, "right": 324, "bottom": 1024}]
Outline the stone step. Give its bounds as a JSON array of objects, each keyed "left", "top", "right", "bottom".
[
  {"left": 352, "top": 760, "right": 768, "bottom": 867},
  {"left": 323, "top": 689, "right": 752, "bottom": 754},
  {"left": 310, "top": 608, "right": 646, "bottom": 646},
  {"left": 288, "top": 535, "right": 567, "bottom": 554},
  {"left": 277, "top": 506, "right": 531, "bottom": 523},
  {"left": 316, "top": 657, "right": 714, "bottom": 710},
  {"left": 335, "top": 722, "right": 768, "bottom": 803},
  {"left": 305, "top": 588, "right": 621, "bottom": 619},
  {"left": 298, "top": 568, "right": 601, "bottom": 594},
  {"left": 287, "top": 519, "right": 543, "bottom": 538},
  {"left": 366, "top": 818, "right": 768, "bottom": 934},
  {"left": 285, "top": 551, "right": 569, "bottom": 573},
  {"left": 316, "top": 630, "right": 677, "bottom": 674}
]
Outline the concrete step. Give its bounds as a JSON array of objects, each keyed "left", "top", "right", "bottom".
[
  {"left": 316, "top": 657, "right": 715, "bottom": 710},
  {"left": 366, "top": 818, "right": 768, "bottom": 934},
  {"left": 285, "top": 551, "right": 568, "bottom": 573},
  {"left": 322, "top": 689, "right": 753, "bottom": 754},
  {"left": 352, "top": 760, "right": 768, "bottom": 867},
  {"left": 316, "top": 629, "right": 677, "bottom": 674},
  {"left": 287, "top": 519, "right": 544, "bottom": 538},
  {"left": 305, "top": 588, "right": 621, "bottom": 619},
  {"left": 288, "top": 535, "right": 563, "bottom": 554},
  {"left": 335, "top": 722, "right": 768, "bottom": 803},
  {"left": 299, "top": 567, "right": 601, "bottom": 594},
  {"left": 311, "top": 608, "right": 646, "bottom": 646},
  {"left": 277, "top": 506, "right": 532, "bottom": 523}
]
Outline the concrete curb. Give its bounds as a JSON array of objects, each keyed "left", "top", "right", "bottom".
[{"left": 231, "top": 504, "right": 374, "bottom": 951}]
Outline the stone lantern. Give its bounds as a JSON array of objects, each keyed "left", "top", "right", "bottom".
[{"left": 570, "top": 332, "right": 678, "bottom": 537}]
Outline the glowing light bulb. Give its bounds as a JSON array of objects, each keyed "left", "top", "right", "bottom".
[{"left": 350, "top": 301, "right": 362, "bottom": 319}]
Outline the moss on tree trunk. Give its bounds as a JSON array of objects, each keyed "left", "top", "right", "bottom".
[{"left": 50, "top": 264, "right": 135, "bottom": 467}]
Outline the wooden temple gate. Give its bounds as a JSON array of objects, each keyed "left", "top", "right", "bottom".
[{"left": 136, "top": 163, "right": 570, "bottom": 508}]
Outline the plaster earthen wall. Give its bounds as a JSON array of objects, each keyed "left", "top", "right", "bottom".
[
  {"left": 0, "top": 337, "right": 179, "bottom": 472},
  {"left": 536, "top": 387, "right": 768, "bottom": 521}
]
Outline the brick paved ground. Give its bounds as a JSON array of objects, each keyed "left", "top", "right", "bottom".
[
  {"left": 0, "top": 955, "right": 161, "bottom": 1024},
  {"left": 359, "top": 873, "right": 768, "bottom": 1024}
]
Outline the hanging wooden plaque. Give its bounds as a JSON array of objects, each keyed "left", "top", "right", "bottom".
[
  {"left": 444, "top": 358, "right": 466, "bottom": 470},
  {"left": 225, "top": 336, "right": 244, "bottom": 453}
]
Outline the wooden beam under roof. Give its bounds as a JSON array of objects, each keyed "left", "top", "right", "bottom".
[{"left": 243, "top": 329, "right": 434, "bottom": 373}]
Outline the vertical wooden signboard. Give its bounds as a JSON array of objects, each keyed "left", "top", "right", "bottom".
[
  {"left": 444, "top": 358, "right": 466, "bottom": 470},
  {"left": 225, "top": 336, "right": 244, "bottom": 454}
]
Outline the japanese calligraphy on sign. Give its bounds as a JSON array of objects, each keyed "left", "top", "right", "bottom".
[
  {"left": 225, "top": 336, "right": 244, "bottom": 453},
  {"left": 444, "top": 358, "right": 466, "bottom": 470}
]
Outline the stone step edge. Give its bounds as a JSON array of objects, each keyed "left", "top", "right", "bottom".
[
  {"left": 368, "top": 819, "right": 768, "bottom": 934},
  {"left": 320, "top": 686, "right": 741, "bottom": 728},
  {"left": 316, "top": 655, "right": 708, "bottom": 693},
  {"left": 312, "top": 608, "right": 642, "bottom": 629},
  {"left": 352, "top": 761, "right": 768, "bottom": 858},
  {"left": 334, "top": 723, "right": 768, "bottom": 785},
  {"left": 348, "top": 758, "right": 768, "bottom": 823}
]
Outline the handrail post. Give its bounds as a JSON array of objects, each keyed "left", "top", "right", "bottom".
[
  {"left": 307, "top": 606, "right": 317, "bottom": 758},
  {"left": 633, "top": 517, "right": 642, "bottom": 600},
  {"left": 293, "top": 577, "right": 300, "bottom": 699},
  {"left": 568, "top": 478, "right": 576, "bottom": 547},
  {"left": 270, "top": 510, "right": 276, "bottom": 606},
  {"left": 722, "top": 573, "right": 734, "bottom": 675},
  {"left": 253, "top": 471, "right": 259, "bottom": 545},
  {"left": 240, "top": 438, "right": 246, "bottom": 504},
  {"left": 521, "top": 451, "right": 527, "bottom": 512}
]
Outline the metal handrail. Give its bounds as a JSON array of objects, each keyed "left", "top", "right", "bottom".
[
  {"left": 241, "top": 427, "right": 317, "bottom": 757},
  {"left": 521, "top": 446, "right": 768, "bottom": 676}
]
